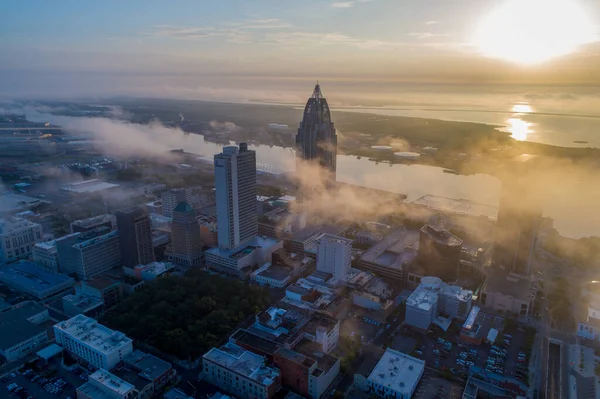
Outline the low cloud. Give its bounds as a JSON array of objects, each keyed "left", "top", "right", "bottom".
[{"left": 331, "top": 0, "right": 373, "bottom": 7}]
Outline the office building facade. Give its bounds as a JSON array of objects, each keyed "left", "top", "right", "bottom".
[
  {"left": 57, "top": 228, "right": 122, "bottom": 279},
  {"left": 316, "top": 234, "right": 352, "bottom": 282},
  {"left": 165, "top": 202, "right": 203, "bottom": 268},
  {"left": 295, "top": 84, "right": 337, "bottom": 185},
  {"left": 116, "top": 207, "right": 154, "bottom": 268},
  {"left": 417, "top": 224, "right": 463, "bottom": 283},
  {"left": 214, "top": 143, "right": 257, "bottom": 249},
  {"left": 0, "top": 217, "right": 44, "bottom": 265},
  {"left": 162, "top": 188, "right": 192, "bottom": 218}
]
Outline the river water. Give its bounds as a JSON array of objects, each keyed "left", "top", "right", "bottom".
[{"left": 187, "top": 134, "right": 598, "bottom": 239}]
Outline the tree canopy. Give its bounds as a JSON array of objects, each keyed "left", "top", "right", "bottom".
[{"left": 103, "top": 269, "right": 270, "bottom": 360}]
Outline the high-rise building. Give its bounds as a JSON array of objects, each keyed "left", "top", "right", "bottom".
[
  {"left": 316, "top": 234, "right": 352, "bottom": 282},
  {"left": 0, "top": 217, "right": 44, "bottom": 265},
  {"left": 56, "top": 228, "right": 121, "bottom": 279},
  {"left": 165, "top": 202, "right": 203, "bottom": 268},
  {"left": 162, "top": 188, "right": 192, "bottom": 218},
  {"left": 116, "top": 207, "right": 154, "bottom": 268},
  {"left": 417, "top": 224, "right": 463, "bottom": 283},
  {"left": 295, "top": 84, "right": 337, "bottom": 185},
  {"left": 493, "top": 155, "right": 542, "bottom": 276},
  {"left": 214, "top": 143, "right": 257, "bottom": 249}
]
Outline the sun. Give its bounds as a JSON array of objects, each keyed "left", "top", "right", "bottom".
[{"left": 473, "top": 0, "right": 597, "bottom": 65}]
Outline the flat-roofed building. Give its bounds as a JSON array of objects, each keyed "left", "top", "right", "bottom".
[
  {"left": 82, "top": 275, "right": 123, "bottom": 309},
  {"left": 480, "top": 269, "right": 534, "bottom": 317},
  {"left": 0, "top": 301, "right": 49, "bottom": 362},
  {"left": 54, "top": 314, "right": 133, "bottom": 370},
  {"left": 165, "top": 202, "right": 203, "bottom": 268},
  {"left": 57, "top": 228, "right": 121, "bottom": 279},
  {"left": 34, "top": 236, "right": 80, "bottom": 273},
  {"left": 254, "top": 264, "right": 293, "bottom": 288},
  {"left": 76, "top": 368, "right": 137, "bottom": 399},
  {"left": 0, "top": 217, "right": 44, "bottom": 265},
  {"left": 123, "top": 350, "right": 176, "bottom": 393},
  {"left": 366, "top": 348, "right": 424, "bottom": 399},
  {"left": 124, "top": 261, "right": 174, "bottom": 281},
  {"left": 358, "top": 228, "right": 419, "bottom": 281},
  {"left": 405, "top": 276, "right": 473, "bottom": 331},
  {"left": 201, "top": 343, "right": 281, "bottom": 399},
  {"left": 70, "top": 214, "right": 117, "bottom": 234},
  {"left": 60, "top": 179, "right": 120, "bottom": 195},
  {"left": 63, "top": 292, "right": 105, "bottom": 318},
  {"left": 0, "top": 260, "right": 75, "bottom": 299},
  {"left": 285, "top": 225, "right": 348, "bottom": 258},
  {"left": 116, "top": 207, "right": 154, "bottom": 269},
  {"left": 205, "top": 236, "right": 282, "bottom": 279}
]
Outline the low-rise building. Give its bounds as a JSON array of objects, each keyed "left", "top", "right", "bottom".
[
  {"left": 577, "top": 304, "right": 600, "bottom": 341},
  {"left": 205, "top": 236, "right": 282, "bottom": 279},
  {"left": 365, "top": 349, "right": 424, "bottom": 399},
  {"left": 0, "top": 301, "right": 50, "bottom": 362},
  {"left": 285, "top": 225, "right": 348, "bottom": 258},
  {"left": 254, "top": 265, "right": 294, "bottom": 288},
  {"left": 0, "top": 260, "right": 75, "bottom": 300},
  {"left": 405, "top": 276, "right": 472, "bottom": 331},
  {"left": 123, "top": 350, "right": 176, "bottom": 393},
  {"left": 357, "top": 227, "right": 419, "bottom": 281},
  {"left": 81, "top": 275, "right": 123, "bottom": 309},
  {"left": 123, "top": 261, "right": 174, "bottom": 281},
  {"left": 54, "top": 314, "right": 133, "bottom": 370},
  {"left": 202, "top": 343, "right": 281, "bottom": 399},
  {"left": 70, "top": 214, "right": 117, "bottom": 234},
  {"left": 0, "top": 217, "right": 44, "bottom": 265},
  {"left": 77, "top": 369, "right": 138, "bottom": 399},
  {"left": 62, "top": 290, "right": 105, "bottom": 318},
  {"left": 33, "top": 237, "right": 72, "bottom": 273},
  {"left": 479, "top": 269, "right": 534, "bottom": 317}
]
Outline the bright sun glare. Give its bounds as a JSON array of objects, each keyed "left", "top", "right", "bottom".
[{"left": 474, "top": 0, "right": 598, "bottom": 65}]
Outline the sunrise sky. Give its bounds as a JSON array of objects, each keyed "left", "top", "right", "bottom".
[{"left": 2, "top": 0, "right": 599, "bottom": 100}]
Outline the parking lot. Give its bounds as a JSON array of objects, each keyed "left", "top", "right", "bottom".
[
  {"left": 391, "top": 319, "right": 533, "bottom": 385},
  {"left": 1, "top": 361, "right": 87, "bottom": 399}
]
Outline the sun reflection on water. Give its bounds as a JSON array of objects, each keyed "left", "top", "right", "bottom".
[{"left": 507, "top": 103, "right": 534, "bottom": 141}]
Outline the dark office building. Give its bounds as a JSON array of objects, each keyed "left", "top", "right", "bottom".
[
  {"left": 417, "top": 224, "right": 463, "bottom": 283},
  {"left": 295, "top": 83, "right": 337, "bottom": 186},
  {"left": 116, "top": 207, "right": 154, "bottom": 268},
  {"left": 493, "top": 155, "right": 542, "bottom": 276}
]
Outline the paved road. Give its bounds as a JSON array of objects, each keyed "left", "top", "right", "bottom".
[{"left": 547, "top": 342, "right": 562, "bottom": 399}]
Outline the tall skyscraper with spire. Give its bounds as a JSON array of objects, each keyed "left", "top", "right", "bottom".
[{"left": 295, "top": 83, "right": 337, "bottom": 185}]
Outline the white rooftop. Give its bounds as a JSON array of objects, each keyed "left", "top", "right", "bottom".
[
  {"left": 54, "top": 314, "right": 132, "bottom": 355},
  {"left": 203, "top": 343, "right": 280, "bottom": 386},
  {"left": 0, "top": 217, "right": 41, "bottom": 235},
  {"left": 406, "top": 284, "right": 439, "bottom": 311},
  {"left": 60, "top": 179, "right": 120, "bottom": 194},
  {"left": 89, "top": 369, "right": 135, "bottom": 395},
  {"left": 368, "top": 348, "right": 424, "bottom": 396}
]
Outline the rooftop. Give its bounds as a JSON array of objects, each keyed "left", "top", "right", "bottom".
[
  {"left": 291, "top": 224, "right": 347, "bottom": 244},
  {"left": 60, "top": 179, "right": 120, "bottom": 194},
  {"left": 84, "top": 275, "right": 120, "bottom": 291},
  {"left": 206, "top": 236, "right": 280, "bottom": 260},
  {"left": 406, "top": 284, "right": 439, "bottom": 312},
  {"left": 124, "top": 350, "right": 172, "bottom": 381},
  {"left": 420, "top": 224, "right": 463, "bottom": 247},
  {"left": 72, "top": 230, "right": 118, "bottom": 250},
  {"left": 367, "top": 349, "right": 425, "bottom": 396},
  {"left": 256, "top": 265, "right": 293, "bottom": 282},
  {"left": 134, "top": 261, "right": 174, "bottom": 276},
  {"left": 0, "top": 194, "right": 47, "bottom": 214},
  {"left": 230, "top": 328, "right": 280, "bottom": 356},
  {"left": 0, "top": 261, "right": 74, "bottom": 297},
  {"left": 203, "top": 343, "right": 280, "bottom": 386},
  {"left": 54, "top": 314, "right": 132, "bottom": 355},
  {"left": 88, "top": 369, "right": 135, "bottom": 395},
  {"left": 0, "top": 217, "right": 41, "bottom": 235},
  {"left": 0, "top": 301, "right": 47, "bottom": 350},
  {"left": 294, "top": 339, "right": 340, "bottom": 374},
  {"left": 71, "top": 214, "right": 116, "bottom": 229},
  {"left": 361, "top": 227, "right": 419, "bottom": 269},
  {"left": 412, "top": 195, "right": 498, "bottom": 221},
  {"left": 63, "top": 293, "right": 104, "bottom": 312},
  {"left": 483, "top": 269, "right": 534, "bottom": 301}
]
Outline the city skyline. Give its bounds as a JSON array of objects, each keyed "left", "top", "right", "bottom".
[{"left": 2, "top": 0, "right": 600, "bottom": 100}]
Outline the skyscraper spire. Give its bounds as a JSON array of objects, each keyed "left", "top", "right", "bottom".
[{"left": 296, "top": 83, "right": 337, "bottom": 185}]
